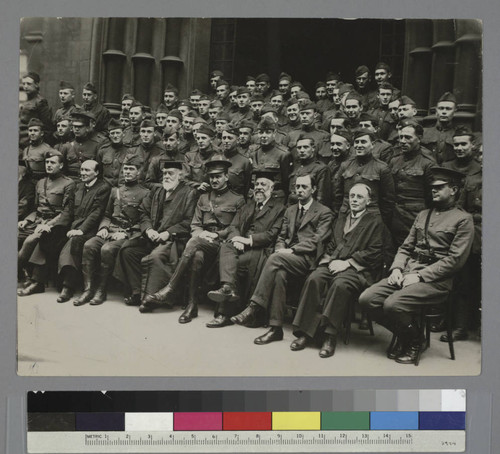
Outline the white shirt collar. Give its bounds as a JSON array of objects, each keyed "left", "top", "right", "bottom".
[
  {"left": 350, "top": 208, "right": 366, "bottom": 219},
  {"left": 298, "top": 198, "right": 314, "bottom": 211},
  {"left": 85, "top": 178, "right": 98, "bottom": 188}
]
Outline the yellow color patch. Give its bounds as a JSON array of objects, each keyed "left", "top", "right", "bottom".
[{"left": 272, "top": 412, "right": 321, "bottom": 430}]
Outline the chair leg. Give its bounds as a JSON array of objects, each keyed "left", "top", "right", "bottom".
[
  {"left": 368, "top": 315, "right": 374, "bottom": 336},
  {"left": 344, "top": 302, "right": 353, "bottom": 345}
]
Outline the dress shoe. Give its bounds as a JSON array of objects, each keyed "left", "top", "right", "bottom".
[
  {"left": 124, "top": 294, "right": 141, "bottom": 306},
  {"left": 358, "top": 313, "right": 369, "bottom": 330},
  {"left": 206, "top": 314, "right": 234, "bottom": 328},
  {"left": 73, "top": 290, "right": 94, "bottom": 306},
  {"left": 387, "top": 337, "right": 405, "bottom": 360},
  {"left": 231, "top": 302, "right": 260, "bottom": 327},
  {"left": 290, "top": 336, "right": 309, "bottom": 351},
  {"left": 56, "top": 286, "right": 73, "bottom": 303},
  {"left": 440, "top": 329, "right": 468, "bottom": 342},
  {"left": 138, "top": 294, "right": 162, "bottom": 313},
  {"left": 207, "top": 284, "right": 239, "bottom": 304},
  {"left": 89, "top": 289, "right": 106, "bottom": 306},
  {"left": 395, "top": 343, "right": 420, "bottom": 365},
  {"left": 17, "top": 282, "right": 44, "bottom": 297},
  {"left": 430, "top": 318, "right": 446, "bottom": 333},
  {"left": 254, "top": 327, "right": 283, "bottom": 345},
  {"left": 179, "top": 303, "right": 198, "bottom": 324},
  {"left": 150, "top": 285, "right": 176, "bottom": 306},
  {"left": 319, "top": 334, "right": 337, "bottom": 358}
]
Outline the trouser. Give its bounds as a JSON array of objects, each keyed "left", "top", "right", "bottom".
[
  {"left": 452, "top": 253, "right": 481, "bottom": 330},
  {"left": 58, "top": 233, "right": 95, "bottom": 289},
  {"left": 251, "top": 252, "right": 312, "bottom": 327}
]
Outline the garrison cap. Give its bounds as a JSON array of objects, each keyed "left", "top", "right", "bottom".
[
  {"left": 216, "top": 79, "right": 230, "bottom": 88},
  {"left": 299, "top": 100, "right": 317, "bottom": 111},
  {"left": 398, "top": 118, "right": 423, "bottom": 136},
  {"left": 192, "top": 117, "right": 208, "bottom": 126},
  {"left": 250, "top": 94, "right": 264, "bottom": 103},
  {"left": 205, "top": 157, "right": 232, "bottom": 174},
  {"left": 156, "top": 104, "right": 169, "bottom": 114},
  {"left": 24, "top": 71, "right": 40, "bottom": 83},
  {"left": 331, "top": 130, "right": 352, "bottom": 143},
  {"left": 270, "top": 89, "right": 283, "bottom": 99},
  {"left": 184, "top": 109, "right": 198, "bottom": 118},
  {"left": 237, "top": 86, "right": 251, "bottom": 96},
  {"left": 338, "top": 83, "right": 354, "bottom": 96},
  {"left": 358, "top": 112, "right": 378, "bottom": 124},
  {"left": 279, "top": 72, "right": 292, "bottom": 82},
  {"left": 162, "top": 160, "right": 183, "bottom": 170},
  {"left": 253, "top": 168, "right": 279, "bottom": 181},
  {"left": 163, "top": 83, "right": 179, "bottom": 95},
  {"left": 245, "top": 75, "right": 256, "bottom": 82},
  {"left": 178, "top": 99, "right": 193, "bottom": 108},
  {"left": 222, "top": 123, "right": 239, "bottom": 136},
  {"left": 256, "top": 73, "right": 271, "bottom": 83},
  {"left": 453, "top": 125, "right": 475, "bottom": 139},
  {"left": 315, "top": 81, "right": 326, "bottom": 89},
  {"left": 190, "top": 89, "right": 203, "bottom": 96},
  {"left": 375, "top": 62, "right": 391, "bottom": 72},
  {"left": 238, "top": 120, "right": 256, "bottom": 131},
  {"left": 44, "top": 149, "right": 63, "bottom": 160},
  {"left": 257, "top": 116, "right": 277, "bottom": 131},
  {"left": 353, "top": 128, "right": 376, "bottom": 142},
  {"left": 123, "top": 154, "right": 144, "bottom": 168},
  {"left": 378, "top": 82, "right": 395, "bottom": 91},
  {"left": 399, "top": 95, "right": 417, "bottom": 107},
  {"left": 143, "top": 106, "right": 152, "bottom": 114},
  {"left": 286, "top": 97, "right": 300, "bottom": 107},
  {"left": 121, "top": 93, "right": 135, "bottom": 101},
  {"left": 71, "top": 109, "right": 96, "bottom": 123},
  {"left": 83, "top": 82, "right": 97, "bottom": 93},
  {"left": 119, "top": 110, "right": 130, "bottom": 119},
  {"left": 229, "top": 85, "right": 239, "bottom": 94},
  {"left": 290, "top": 81, "right": 304, "bottom": 89},
  {"left": 130, "top": 100, "right": 143, "bottom": 110},
  {"left": 59, "top": 80, "right": 75, "bottom": 90},
  {"left": 355, "top": 65, "right": 370, "bottom": 76},
  {"left": 326, "top": 71, "right": 341, "bottom": 81},
  {"left": 345, "top": 91, "right": 363, "bottom": 104},
  {"left": 167, "top": 109, "right": 183, "bottom": 121},
  {"left": 28, "top": 118, "right": 44, "bottom": 128},
  {"left": 210, "top": 70, "right": 224, "bottom": 78},
  {"left": 198, "top": 94, "right": 210, "bottom": 102},
  {"left": 260, "top": 105, "right": 278, "bottom": 116},
  {"left": 438, "top": 91, "right": 457, "bottom": 104},
  {"left": 430, "top": 166, "right": 465, "bottom": 186},
  {"left": 296, "top": 91, "right": 311, "bottom": 101},
  {"left": 196, "top": 124, "right": 216, "bottom": 137},
  {"left": 139, "top": 119, "right": 156, "bottom": 129},
  {"left": 56, "top": 114, "right": 72, "bottom": 124},
  {"left": 210, "top": 99, "right": 223, "bottom": 108},
  {"left": 107, "top": 118, "right": 123, "bottom": 131},
  {"left": 215, "top": 111, "right": 231, "bottom": 122}
]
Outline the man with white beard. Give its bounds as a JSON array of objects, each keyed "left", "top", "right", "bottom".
[{"left": 113, "top": 161, "right": 197, "bottom": 309}]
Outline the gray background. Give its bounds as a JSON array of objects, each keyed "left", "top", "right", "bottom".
[{"left": 2, "top": 0, "right": 499, "bottom": 453}]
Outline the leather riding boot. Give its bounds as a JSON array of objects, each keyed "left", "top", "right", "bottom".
[
  {"left": 89, "top": 266, "right": 110, "bottom": 305},
  {"left": 394, "top": 323, "right": 421, "bottom": 365},
  {"left": 73, "top": 263, "right": 95, "bottom": 306},
  {"left": 167, "top": 254, "right": 192, "bottom": 293},
  {"left": 178, "top": 254, "right": 203, "bottom": 324}
]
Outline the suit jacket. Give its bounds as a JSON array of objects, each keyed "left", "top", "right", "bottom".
[
  {"left": 323, "top": 211, "right": 384, "bottom": 284},
  {"left": 275, "top": 200, "right": 333, "bottom": 267},
  {"left": 71, "top": 179, "right": 111, "bottom": 233},
  {"left": 139, "top": 182, "right": 197, "bottom": 238},
  {"left": 227, "top": 198, "right": 286, "bottom": 249}
]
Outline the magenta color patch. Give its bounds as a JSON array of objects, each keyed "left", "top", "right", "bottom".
[{"left": 174, "top": 412, "right": 223, "bottom": 431}]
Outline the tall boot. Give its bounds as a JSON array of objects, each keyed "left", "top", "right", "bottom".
[
  {"left": 395, "top": 323, "right": 421, "bottom": 365},
  {"left": 89, "top": 266, "right": 110, "bottom": 306},
  {"left": 73, "top": 263, "right": 95, "bottom": 306},
  {"left": 178, "top": 253, "right": 203, "bottom": 324}
]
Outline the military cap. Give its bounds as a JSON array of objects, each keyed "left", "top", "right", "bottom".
[
  {"left": 378, "top": 82, "right": 395, "bottom": 91},
  {"left": 191, "top": 88, "right": 203, "bottom": 96},
  {"left": 229, "top": 85, "right": 239, "bottom": 94},
  {"left": 139, "top": 119, "right": 156, "bottom": 129},
  {"left": 56, "top": 114, "right": 72, "bottom": 124},
  {"left": 286, "top": 97, "right": 300, "bottom": 107},
  {"left": 315, "top": 81, "right": 326, "bottom": 89},
  {"left": 453, "top": 125, "right": 475, "bottom": 139},
  {"left": 326, "top": 71, "right": 341, "bottom": 81},
  {"left": 163, "top": 83, "right": 179, "bottom": 95},
  {"left": 338, "top": 83, "right": 354, "bottom": 97},
  {"left": 210, "top": 99, "right": 223, "bottom": 108},
  {"left": 296, "top": 91, "right": 311, "bottom": 101},
  {"left": 279, "top": 72, "right": 292, "bottom": 82},
  {"left": 250, "top": 94, "right": 264, "bottom": 103},
  {"left": 215, "top": 111, "right": 231, "bottom": 122},
  {"left": 355, "top": 65, "right": 370, "bottom": 76},
  {"left": 163, "top": 160, "right": 184, "bottom": 170},
  {"left": 238, "top": 120, "right": 256, "bottom": 131},
  {"left": 71, "top": 109, "right": 96, "bottom": 123},
  {"left": 130, "top": 100, "right": 143, "bottom": 110},
  {"left": 83, "top": 82, "right": 97, "bottom": 93},
  {"left": 353, "top": 128, "right": 376, "bottom": 142},
  {"left": 398, "top": 119, "right": 423, "bottom": 136},
  {"left": 121, "top": 93, "right": 135, "bottom": 101},
  {"left": 375, "top": 62, "right": 391, "bottom": 72},
  {"left": 108, "top": 118, "right": 123, "bottom": 131},
  {"left": 260, "top": 105, "right": 278, "bottom": 116},
  {"left": 59, "top": 80, "right": 75, "bottom": 90},
  {"left": 216, "top": 79, "right": 230, "bottom": 88},
  {"left": 438, "top": 91, "right": 457, "bottom": 104},
  {"left": 44, "top": 149, "right": 63, "bottom": 160},
  {"left": 358, "top": 112, "right": 378, "bottom": 124},
  {"left": 27, "top": 118, "right": 44, "bottom": 128},
  {"left": 256, "top": 73, "right": 271, "bottom": 83},
  {"left": 210, "top": 70, "right": 224, "bottom": 78},
  {"left": 237, "top": 86, "right": 251, "bottom": 96},
  {"left": 290, "top": 81, "right": 304, "bottom": 89},
  {"left": 253, "top": 168, "right": 279, "bottom": 181},
  {"left": 184, "top": 109, "right": 198, "bottom": 118},
  {"left": 399, "top": 95, "right": 417, "bottom": 107},
  {"left": 430, "top": 166, "right": 465, "bottom": 186},
  {"left": 330, "top": 130, "right": 352, "bottom": 143},
  {"left": 178, "top": 99, "right": 193, "bottom": 108},
  {"left": 193, "top": 117, "right": 208, "bottom": 126},
  {"left": 143, "top": 106, "right": 152, "bottom": 114},
  {"left": 198, "top": 94, "right": 210, "bottom": 101},
  {"left": 257, "top": 116, "right": 277, "bottom": 131},
  {"left": 119, "top": 110, "right": 130, "bottom": 119},
  {"left": 345, "top": 91, "right": 363, "bottom": 103},
  {"left": 196, "top": 124, "right": 216, "bottom": 137},
  {"left": 156, "top": 104, "right": 169, "bottom": 114},
  {"left": 205, "top": 157, "right": 232, "bottom": 174},
  {"left": 297, "top": 133, "right": 316, "bottom": 146},
  {"left": 123, "top": 154, "right": 144, "bottom": 168},
  {"left": 222, "top": 124, "right": 239, "bottom": 136},
  {"left": 167, "top": 109, "right": 183, "bottom": 121},
  {"left": 245, "top": 75, "right": 256, "bottom": 82},
  {"left": 270, "top": 89, "right": 283, "bottom": 99},
  {"left": 299, "top": 100, "right": 317, "bottom": 111},
  {"left": 24, "top": 71, "right": 40, "bottom": 83}
]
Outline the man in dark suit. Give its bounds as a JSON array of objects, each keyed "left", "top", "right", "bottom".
[
  {"left": 113, "top": 161, "right": 197, "bottom": 309},
  {"left": 291, "top": 183, "right": 384, "bottom": 357},
  {"left": 232, "top": 174, "right": 333, "bottom": 345},
  {"left": 206, "top": 170, "right": 286, "bottom": 327},
  {"left": 56, "top": 160, "right": 111, "bottom": 303}
]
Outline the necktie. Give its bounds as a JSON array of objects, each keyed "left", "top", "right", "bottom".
[{"left": 257, "top": 202, "right": 263, "bottom": 211}]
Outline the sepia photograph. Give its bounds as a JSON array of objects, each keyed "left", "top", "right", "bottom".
[{"left": 17, "top": 17, "right": 482, "bottom": 376}]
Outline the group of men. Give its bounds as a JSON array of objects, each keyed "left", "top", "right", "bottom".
[{"left": 18, "top": 62, "right": 482, "bottom": 364}]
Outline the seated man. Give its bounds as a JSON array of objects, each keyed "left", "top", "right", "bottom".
[
  {"left": 141, "top": 158, "right": 245, "bottom": 323},
  {"left": 231, "top": 174, "right": 333, "bottom": 345},
  {"left": 113, "top": 161, "right": 197, "bottom": 308},
  {"left": 359, "top": 167, "right": 474, "bottom": 364},
  {"left": 206, "top": 169, "right": 286, "bottom": 327},
  {"left": 291, "top": 183, "right": 383, "bottom": 357}
]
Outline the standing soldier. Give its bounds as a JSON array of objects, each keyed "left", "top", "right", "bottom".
[
  {"left": 369, "top": 82, "right": 397, "bottom": 142},
  {"left": 97, "top": 119, "right": 129, "bottom": 187},
  {"left": 231, "top": 87, "right": 254, "bottom": 125},
  {"left": 236, "top": 120, "right": 259, "bottom": 158},
  {"left": 72, "top": 155, "right": 150, "bottom": 306},
  {"left": 20, "top": 118, "right": 55, "bottom": 181},
  {"left": 53, "top": 80, "right": 78, "bottom": 126},
  {"left": 328, "top": 130, "right": 352, "bottom": 202},
  {"left": 53, "top": 115, "right": 74, "bottom": 150},
  {"left": 357, "top": 112, "right": 393, "bottom": 163},
  {"left": 81, "top": 82, "right": 110, "bottom": 133},
  {"left": 143, "top": 158, "right": 245, "bottom": 323},
  {"left": 122, "top": 102, "right": 145, "bottom": 148},
  {"left": 18, "top": 150, "right": 75, "bottom": 296},
  {"left": 281, "top": 98, "right": 302, "bottom": 134}
]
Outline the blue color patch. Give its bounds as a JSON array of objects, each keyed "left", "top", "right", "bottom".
[
  {"left": 370, "top": 412, "right": 419, "bottom": 430},
  {"left": 419, "top": 412, "right": 466, "bottom": 430},
  {"left": 76, "top": 412, "right": 125, "bottom": 431}
]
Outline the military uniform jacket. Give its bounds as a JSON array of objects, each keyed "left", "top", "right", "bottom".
[
  {"left": 226, "top": 198, "right": 286, "bottom": 249},
  {"left": 275, "top": 200, "right": 333, "bottom": 267},
  {"left": 335, "top": 155, "right": 395, "bottom": 226},
  {"left": 97, "top": 143, "right": 130, "bottom": 187},
  {"left": 191, "top": 187, "right": 245, "bottom": 238},
  {"left": 18, "top": 177, "right": 36, "bottom": 221},
  {"left": 139, "top": 183, "right": 197, "bottom": 240},
  {"left": 122, "top": 125, "right": 141, "bottom": 148},
  {"left": 391, "top": 206, "right": 474, "bottom": 287},
  {"left": 283, "top": 126, "right": 330, "bottom": 163},
  {"left": 99, "top": 183, "right": 150, "bottom": 235},
  {"left": 183, "top": 148, "right": 217, "bottom": 187},
  {"left": 83, "top": 102, "right": 111, "bottom": 132},
  {"left": 219, "top": 149, "right": 252, "bottom": 197},
  {"left": 371, "top": 139, "right": 393, "bottom": 163},
  {"left": 422, "top": 122, "right": 456, "bottom": 164},
  {"left": 21, "top": 142, "right": 54, "bottom": 178},
  {"left": 230, "top": 107, "right": 253, "bottom": 126},
  {"left": 322, "top": 210, "right": 384, "bottom": 284},
  {"left": 289, "top": 159, "right": 332, "bottom": 207},
  {"left": 145, "top": 150, "right": 186, "bottom": 189},
  {"left": 19, "top": 94, "right": 53, "bottom": 148},
  {"left": 25, "top": 174, "right": 75, "bottom": 227},
  {"left": 71, "top": 179, "right": 111, "bottom": 233},
  {"left": 127, "top": 141, "right": 166, "bottom": 182},
  {"left": 60, "top": 136, "right": 101, "bottom": 179},
  {"left": 52, "top": 103, "right": 78, "bottom": 126}
]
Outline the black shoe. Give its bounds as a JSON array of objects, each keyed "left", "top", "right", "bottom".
[
  {"left": 395, "top": 344, "right": 420, "bottom": 365},
  {"left": 440, "top": 329, "right": 468, "bottom": 342},
  {"left": 254, "top": 327, "right": 283, "bottom": 345},
  {"left": 90, "top": 289, "right": 107, "bottom": 306},
  {"left": 138, "top": 294, "right": 161, "bottom": 313},
  {"left": 319, "top": 335, "right": 337, "bottom": 358},
  {"left": 179, "top": 303, "right": 198, "bottom": 324},
  {"left": 206, "top": 314, "right": 234, "bottom": 328},
  {"left": 56, "top": 286, "right": 73, "bottom": 303},
  {"left": 73, "top": 290, "right": 94, "bottom": 306},
  {"left": 231, "top": 302, "right": 260, "bottom": 327},
  {"left": 430, "top": 318, "right": 446, "bottom": 333},
  {"left": 290, "top": 336, "right": 309, "bottom": 351},
  {"left": 387, "top": 337, "right": 405, "bottom": 360},
  {"left": 124, "top": 294, "right": 141, "bottom": 306},
  {"left": 17, "top": 282, "right": 44, "bottom": 297},
  {"left": 207, "top": 284, "right": 239, "bottom": 304},
  {"left": 358, "top": 313, "right": 369, "bottom": 330},
  {"left": 151, "top": 285, "right": 176, "bottom": 306}
]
